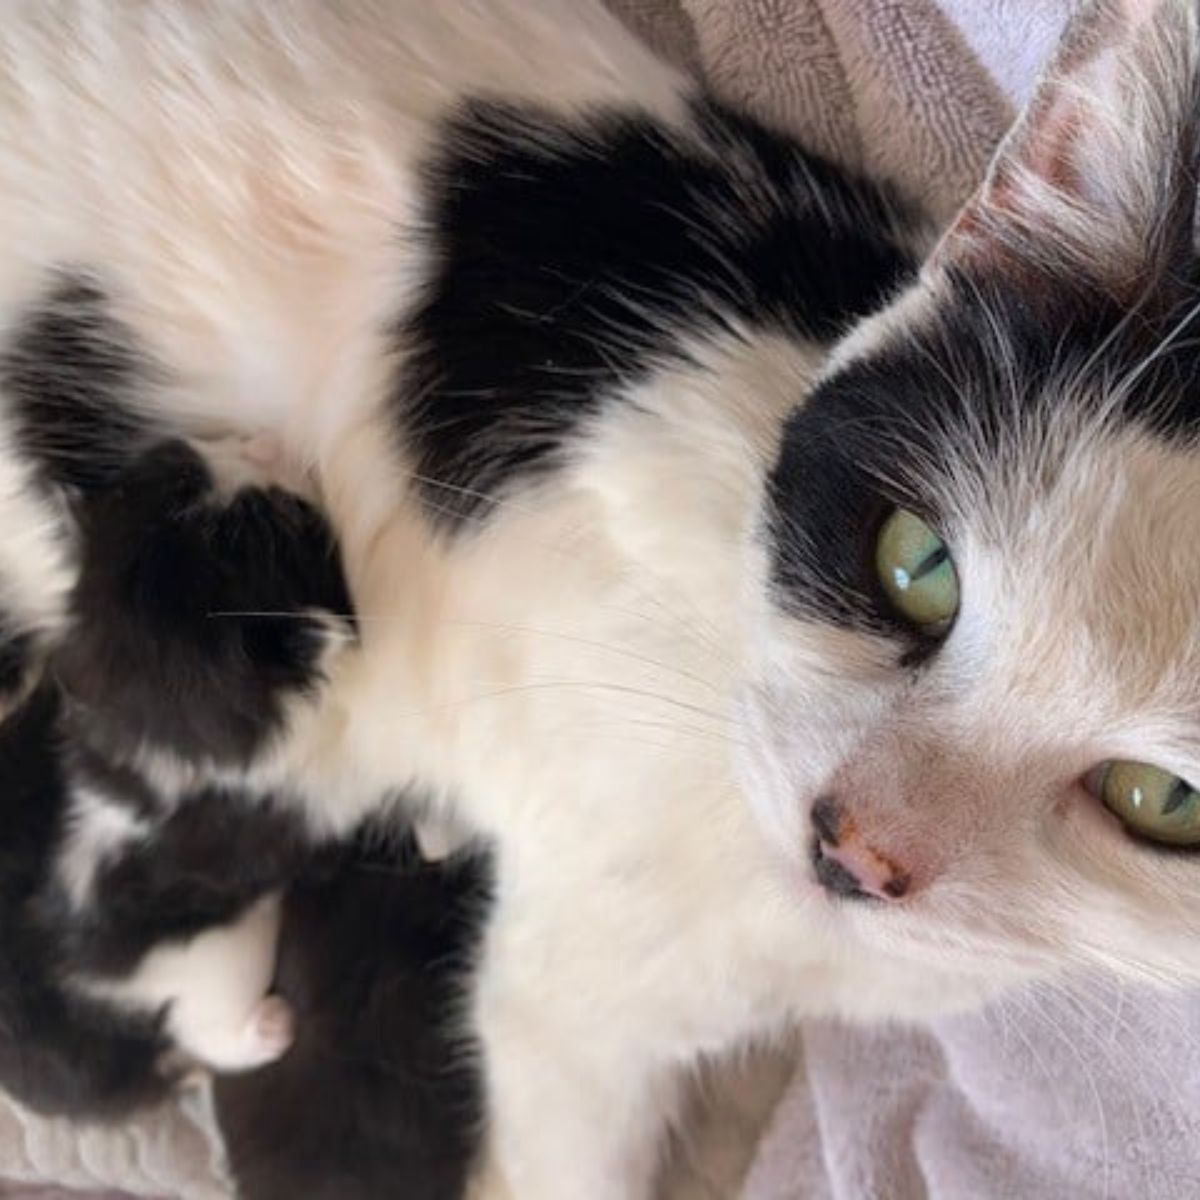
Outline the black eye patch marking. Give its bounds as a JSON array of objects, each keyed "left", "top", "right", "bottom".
[{"left": 765, "top": 261, "right": 1200, "bottom": 658}]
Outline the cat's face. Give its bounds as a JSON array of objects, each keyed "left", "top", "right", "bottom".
[{"left": 739, "top": 0, "right": 1200, "bottom": 999}]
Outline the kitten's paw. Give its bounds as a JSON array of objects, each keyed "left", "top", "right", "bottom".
[
  {"left": 242, "top": 994, "right": 295, "bottom": 1065},
  {"left": 167, "top": 994, "right": 296, "bottom": 1075},
  {"left": 194, "top": 995, "right": 296, "bottom": 1073}
]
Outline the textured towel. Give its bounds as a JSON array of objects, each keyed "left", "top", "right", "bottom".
[
  {"left": 0, "top": 1081, "right": 227, "bottom": 1199},
  {"left": 608, "top": 0, "right": 1076, "bottom": 220},
  {"left": 743, "top": 984, "right": 1200, "bottom": 1200}
]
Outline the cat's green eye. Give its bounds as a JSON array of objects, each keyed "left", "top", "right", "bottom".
[
  {"left": 1095, "top": 761, "right": 1200, "bottom": 847},
  {"left": 875, "top": 508, "right": 960, "bottom": 631}
]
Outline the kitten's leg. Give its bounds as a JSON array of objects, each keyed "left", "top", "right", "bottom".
[
  {"left": 81, "top": 894, "right": 294, "bottom": 1073},
  {"left": 470, "top": 933, "right": 681, "bottom": 1200},
  {"left": 52, "top": 760, "right": 307, "bottom": 1075}
]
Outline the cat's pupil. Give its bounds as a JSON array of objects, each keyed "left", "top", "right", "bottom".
[
  {"left": 908, "top": 544, "right": 949, "bottom": 583},
  {"left": 1161, "top": 780, "right": 1193, "bottom": 818}
]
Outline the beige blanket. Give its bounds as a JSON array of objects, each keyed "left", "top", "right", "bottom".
[{"left": 0, "top": 2, "right": 1071, "bottom": 1195}]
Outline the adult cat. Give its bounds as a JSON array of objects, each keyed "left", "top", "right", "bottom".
[{"left": 0, "top": 1, "right": 1194, "bottom": 1196}]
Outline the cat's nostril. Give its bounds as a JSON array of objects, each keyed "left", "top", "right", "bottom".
[
  {"left": 810, "top": 836, "right": 870, "bottom": 900},
  {"left": 809, "top": 824, "right": 912, "bottom": 904},
  {"left": 810, "top": 795, "right": 842, "bottom": 846}
]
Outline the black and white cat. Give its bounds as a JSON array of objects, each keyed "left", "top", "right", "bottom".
[{"left": 0, "top": 1, "right": 1194, "bottom": 1196}]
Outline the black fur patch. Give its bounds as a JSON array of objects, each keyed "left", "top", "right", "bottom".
[
  {"left": 55, "top": 439, "right": 354, "bottom": 766},
  {"left": 767, "top": 263, "right": 1200, "bottom": 646},
  {"left": 1, "top": 273, "right": 158, "bottom": 492},
  {"left": 0, "top": 613, "right": 34, "bottom": 702},
  {"left": 61, "top": 787, "right": 312, "bottom": 979},
  {"left": 0, "top": 687, "right": 169, "bottom": 1118},
  {"left": 215, "top": 831, "right": 489, "bottom": 1200},
  {"left": 400, "top": 98, "right": 915, "bottom": 526},
  {"left": 0, "top": 629, "right": 31, "bottom": 696}
]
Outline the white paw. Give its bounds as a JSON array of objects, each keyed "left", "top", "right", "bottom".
[{"left": 176, "top": 994, "right": 296, "bottom": 1074}]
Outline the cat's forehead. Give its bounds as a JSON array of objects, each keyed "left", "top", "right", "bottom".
[{"left": 952, "top": 429, "right": 1200, "bottom": 719}]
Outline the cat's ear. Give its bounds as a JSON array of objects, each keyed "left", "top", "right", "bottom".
[{"left": 932, "top": 0, "right": 1198, "bottom": 301}]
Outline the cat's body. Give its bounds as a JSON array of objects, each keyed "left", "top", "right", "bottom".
[{"left": 0, "top": 1, "right": 1195, "bottom": 1196}]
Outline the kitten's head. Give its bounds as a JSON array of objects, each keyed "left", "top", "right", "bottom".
[{"left": 743, "top": 0, "right": 1200, "bottom": 1006}]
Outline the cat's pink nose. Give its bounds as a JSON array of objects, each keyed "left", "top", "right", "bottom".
[{"left": 810, "top": 796, "right": 911, "bottom": 901}]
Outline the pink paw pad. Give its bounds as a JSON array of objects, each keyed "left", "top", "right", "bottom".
[{"left": 245, "top": 994, "right": 296, "bottom": 1062}]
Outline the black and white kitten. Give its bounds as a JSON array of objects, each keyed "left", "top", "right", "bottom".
[
  {"left": 0, "top": 435, "right": 349, "bottom": 1111},
  {"left": 0, "top": 2, "right": 1193, "bottom": 1198}
]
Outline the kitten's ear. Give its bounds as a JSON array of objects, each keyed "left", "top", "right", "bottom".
[{"left": 933, "top": 0, "right": 1199, "bottom": 300}]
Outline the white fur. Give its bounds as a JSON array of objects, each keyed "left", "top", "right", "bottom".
[{"left": 56, "top": 786, "right": 150, "bottom": 911}]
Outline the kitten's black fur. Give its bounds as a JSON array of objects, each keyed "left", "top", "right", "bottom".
[
  {"left": 1, "top": 274, "right": 160, "bottom": 495},
  {"left": 58, "top": 437, "right": 352, "bottom": 766},
  {"left": 215, "top": 831, "right": 489, "bottom": 1200},
  {"left": 0, "top": 684, "right": 169, "bottom": 1117}
]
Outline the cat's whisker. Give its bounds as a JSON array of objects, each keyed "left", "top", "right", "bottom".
[
  {"left": 580, "top": 714, "right": 749, "bottom": 752},
  {"left": 992, "top": 991, "right": 1074, "bottom": 1122},
  {"left": 445, "top": 620, "right": 726, "bottom": 695},
  {"left": 1017, "top": 990, "right": 1113, "bottom": 1197},
  {"left": 390, "top": 678, "right": 738, "bottom": 727}
]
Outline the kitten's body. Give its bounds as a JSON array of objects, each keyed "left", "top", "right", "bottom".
[
  {"left": 0, "top": 2, "right": 1194, "bottom": 1197},
  {"left": 0, "top": 435, "right": 491, "bottom": 1193},
  {"left": 0, "top": 436, "right": 355, "bottom": 1111},
  {"left": 214, "top": 830, "right": 488, "bottom": 1200}
]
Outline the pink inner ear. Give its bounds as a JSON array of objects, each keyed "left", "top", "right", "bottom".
[
  {"left": 1018, "top": 94, "right": 1086, "bottom": 199},
  {"left": 930, "top": 0, "right": 1194, "bottom": 287},
  {"left": 956, "top": 25, "right": 1119, "bottom": 239}
]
